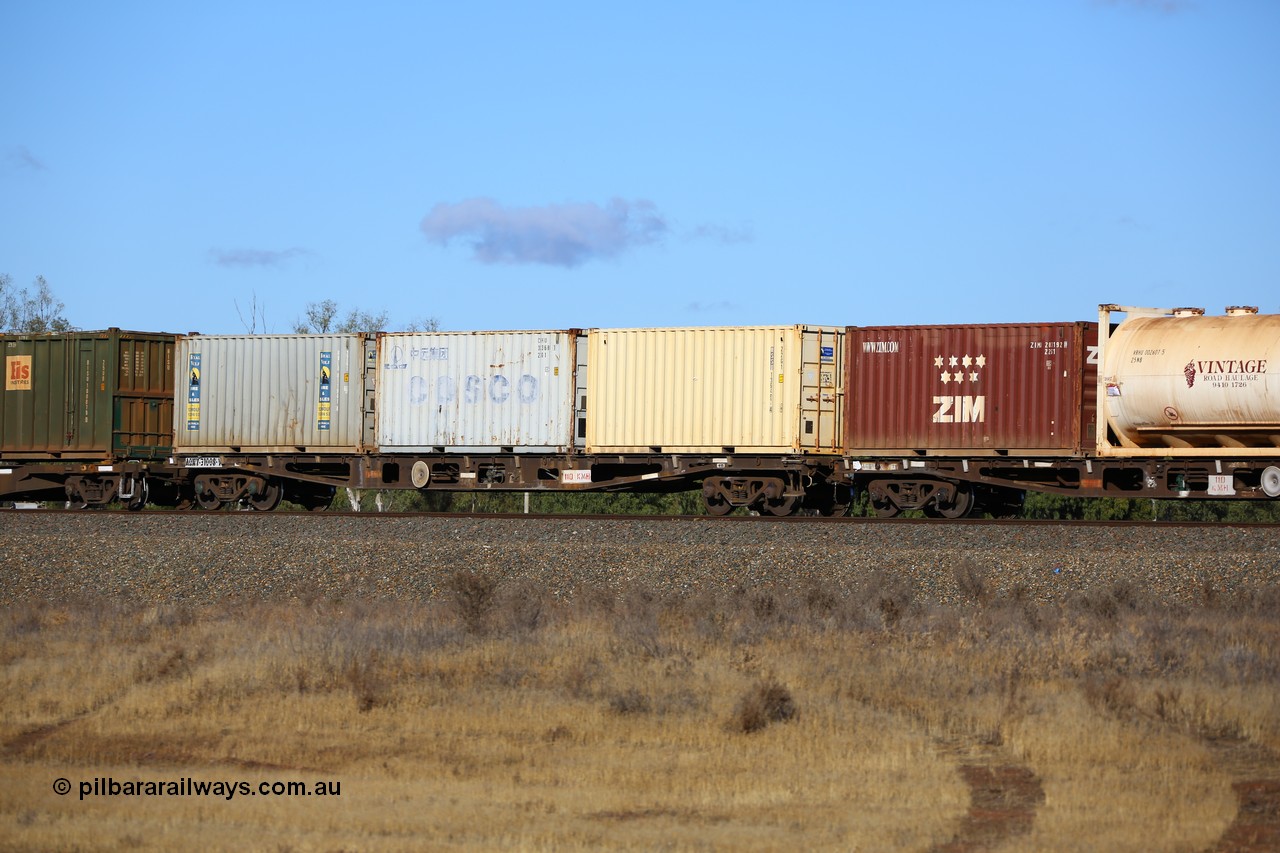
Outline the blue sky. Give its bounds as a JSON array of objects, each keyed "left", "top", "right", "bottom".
[{"left": 3, "top": 1, "right": 1277, "bottom": 334}]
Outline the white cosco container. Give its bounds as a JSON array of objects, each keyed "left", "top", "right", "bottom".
[
  {"left": 174, "top": 334, "right": 373, "bottom": 453},
  {"left": 376, "top": 331, "right": 578, "bottom": 452},
  {"left": 586, "top": 325, "right": 845, "bottom": 454}
]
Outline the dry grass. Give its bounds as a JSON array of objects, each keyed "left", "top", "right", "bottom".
[{"left": 1, "top": 571, "right": 1277, "bottom": 851}]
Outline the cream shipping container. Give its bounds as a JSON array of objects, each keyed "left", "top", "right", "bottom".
[{"left": 585, "top": 325, "right": 844, "bottom": 454}]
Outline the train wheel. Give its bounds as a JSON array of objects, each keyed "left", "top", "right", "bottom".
[
  {"left": 762, "top": 495, "right": 798, "bottom": 517},
  {"left": 871, "top": 497, "right": 900, "bottom": 518},
  {"left": 247, "top": 480, "right": 283, "bottom": 512},
  {"left": 703, "top": 494, "right": 734, "bottom": 516},
  {"left": 195, "top": 490, "right": 223, "bottom": 511},
  {"left": 926, "top": 485, "right": 974, "bottom": 519}
]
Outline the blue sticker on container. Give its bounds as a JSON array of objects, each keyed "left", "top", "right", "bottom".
[
  {"left": 317, "top": 351, "right": 332, "bottom": 430},
  {"left": 820, "top": 346, "right": 834, "bottom": 361},
  {"left": 186, "top": 353, "right": 201, "bottom": 430}
]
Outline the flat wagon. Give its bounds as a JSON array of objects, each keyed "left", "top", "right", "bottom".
[
  {"left": 841, "top": 321, "right": 1098, "bottom": 517},
  {"left": 171, "top": 333, "right": 375, "bottom": 509}
]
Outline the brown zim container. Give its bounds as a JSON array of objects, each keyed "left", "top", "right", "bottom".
[{"left": 844, "top": 322, "right": 1098, "bottom": 455}]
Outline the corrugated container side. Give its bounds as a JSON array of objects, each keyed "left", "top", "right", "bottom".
[
  {"left": 845, "top": 322, "right": 1097, "bottom": 454},
  {"left": 376, "top": 331, "right": 577, "bottom": 451},
  {"left": 586, "top": 326, "right": 844, "bottom": 454},
  {"left": 174, "top": 335, "right": 369, "bottom": 453},
  {"left": 1, "top": 330, "right": 175, "bottom": 458}
]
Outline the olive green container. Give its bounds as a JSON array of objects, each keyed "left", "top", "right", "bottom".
[{"left": 1, "top": 329, "right": 177, "bottom": 460}]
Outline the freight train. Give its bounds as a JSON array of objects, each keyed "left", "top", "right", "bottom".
[{"left": 2, "top": 304, "right": 1277, "bottom": 517}]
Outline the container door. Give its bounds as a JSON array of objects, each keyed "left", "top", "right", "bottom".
[
  {"left": 362, "top": 336, "right": 378, "bottom": 451},
  {"left": 573, "top": 333, "right": 588, "bottom": 450},
  {"left": 113, "top": 335, "right": 176, "bottom": 458},
  {"left": 798, "top": 328, "right": 843, "bottom": 453}
]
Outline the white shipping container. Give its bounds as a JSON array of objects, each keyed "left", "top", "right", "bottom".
[
  {"left": 586, "top": 325, "right": 844, "bottom": 454},
  {"left": 376, "top": 331, "right": 578, "bottom": 451},
  {"left": 174, "top": 335, "right": 373, "bottom": 453}
]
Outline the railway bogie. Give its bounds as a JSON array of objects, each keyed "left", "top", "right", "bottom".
[
  {"left": 190, "top": 472, "right": 285, "bottom": 511},
  {"left": 701, "top": 474, "right": 796, "bottom": 516}
]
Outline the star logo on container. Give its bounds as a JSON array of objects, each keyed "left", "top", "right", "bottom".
[{"left": 936, "top": 354, "right": 984, "bottom": 384}]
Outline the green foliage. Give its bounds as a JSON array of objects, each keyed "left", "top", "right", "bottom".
[{"left": 1022, "top": 491, "right": 1280, "bottom": 522}]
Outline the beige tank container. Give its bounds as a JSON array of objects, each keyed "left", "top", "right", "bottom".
[
  {"left": 1100, "top": 305, "right": 1280, "bottom": 452},
  {"left": 585, "top": 325, "right": 844, "bottom": 454}
]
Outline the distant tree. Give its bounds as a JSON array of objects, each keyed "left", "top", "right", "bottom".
[
  {"left": 292, "top": 299, "right": 341, "bottom": 333},
  {"left": 234, "top": 292, "right": 269, "bottom": 334},
  {"left": 293, "top": 299, "right": 439, "bottom": 334},
  {"left": 294, "top": 300, "right": 380, "bottom": 334},
  {"left": 0, "top": 274, "right": 72, "bottom": 333}
]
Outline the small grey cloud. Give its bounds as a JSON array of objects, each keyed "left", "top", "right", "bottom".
[
  {"left": 420, "top": 197, "right": 667, "bottom": 267},
  {"left": 687, "top": 300, "right": 739, "bottom": 313},
  {"left": 8, "top": 146, "right": 47, "bottom": 171},
  {"left": 688, "top": 223, "right": 755, "bottom": 245},
  {"left": 1093, "top": 0, "right": 1194, "bottom": 14},
  {"left": 210, "top": 247, "right": 312, "bottom": 268}
]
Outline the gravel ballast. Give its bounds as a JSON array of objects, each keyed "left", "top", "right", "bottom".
[{"left": 2, "top": 513, "right": 1277, "bottom": 608}]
